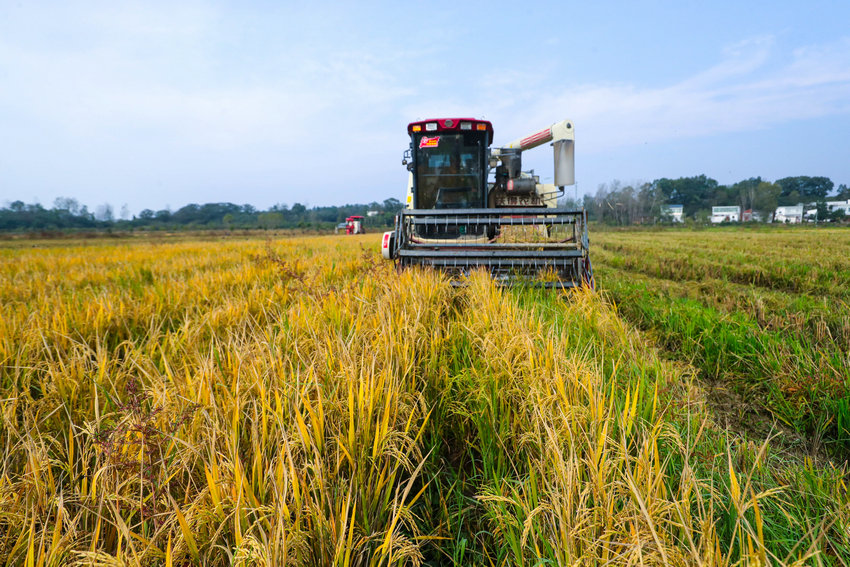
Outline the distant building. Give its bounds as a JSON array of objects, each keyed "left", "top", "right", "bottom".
[
  {"left": 741, "top": 209, "right": 762, "bottom": 222},
  {"left": 660, "top": 204, "right": 684, "bottom": 222},
  {"left": 773, "top": 205, "right": 803, "bottom": 223},
  {"left": 711, "top": 205, "right": 740, "bottom": 223},
  {"left": 826, "top": 199, "right": 850, "bottom": 216},
  {"left": 367, "top": 210, "right": 379, "bottom": 217}
]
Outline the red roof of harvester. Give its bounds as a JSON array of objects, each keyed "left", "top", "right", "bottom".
[{"left": 407, "top": 118, "right": 493, "bottom": 144}]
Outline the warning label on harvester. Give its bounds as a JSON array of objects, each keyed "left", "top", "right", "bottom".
[{"left": 419, "top": 136, "right": 440, "bottom": 149}]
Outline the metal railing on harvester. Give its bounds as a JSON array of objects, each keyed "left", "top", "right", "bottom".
[{"left": 393, "top": 207, "right": 593, "bottom": 288}]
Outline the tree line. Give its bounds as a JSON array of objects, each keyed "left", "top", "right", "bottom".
[
  {"left": 3, "top": 175, "right": 848, "bottom": 232},
  {"left": 0, "top": 198, "right": 405, "bottom": 232},
  {"left": 570, "top": 175, "right": 850, "bottom": 225}
]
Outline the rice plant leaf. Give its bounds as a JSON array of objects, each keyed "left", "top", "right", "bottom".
[{"left": 171, "top": 497, "right": 199, "bottom": 563}]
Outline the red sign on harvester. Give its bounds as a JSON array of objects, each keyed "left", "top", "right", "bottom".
[{"left": 419, "top": 136, "right": 440, "bottom": 149}]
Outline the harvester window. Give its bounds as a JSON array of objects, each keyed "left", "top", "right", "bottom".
[{"left": 413, "top": 133, "right": 485, "bottom": 209}]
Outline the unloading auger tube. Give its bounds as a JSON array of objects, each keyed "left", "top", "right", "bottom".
[{"left": 381, "top": 118, "right": 593, "bottom": 289}]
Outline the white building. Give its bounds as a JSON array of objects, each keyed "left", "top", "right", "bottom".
[
  {"left": 660, "top": 204, "right": 684, "bottom": 222},
  {"left": 773, "top": 205, "right": 803, "bottom": 223},
  {"left": 711, "top": 205, "right": 740, "bottom": 223},
  {"left": 826, "top": 199, "right": 850, "bottom": 216}
]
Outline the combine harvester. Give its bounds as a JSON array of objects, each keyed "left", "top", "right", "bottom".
[{"left": 381, "top": 118, "right": 593, "bottom": 288}]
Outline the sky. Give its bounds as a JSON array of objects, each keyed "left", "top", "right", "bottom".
[{"left": 1, "top": 1, "right": 849, "bottom": 215}]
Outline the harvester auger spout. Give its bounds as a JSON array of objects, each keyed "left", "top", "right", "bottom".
[{"left": 382, "top": 118, "right": 593, "bottom": 289}]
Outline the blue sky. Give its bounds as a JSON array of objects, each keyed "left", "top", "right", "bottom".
[{"left": 1, "top": 1, "right": 849, "bottom": 215}]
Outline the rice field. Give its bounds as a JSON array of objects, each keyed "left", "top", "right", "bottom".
[
  {"left": 593, "top": 227, "right": 850, "bottom": 456},
  {"left": 1, "top": 232, "right": 849, "bottom": 565}
]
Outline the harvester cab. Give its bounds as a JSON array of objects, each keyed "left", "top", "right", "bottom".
[{"left": 382, "top": 118, "right": 592, "bottom": 288}]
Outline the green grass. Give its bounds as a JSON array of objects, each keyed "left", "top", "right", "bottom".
[{"left": 593, "top": 228, "right": 850, "bottom": 457}]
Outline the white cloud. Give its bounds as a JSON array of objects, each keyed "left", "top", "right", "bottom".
[
  {"left": 498, "top": 36, "right": 850, "bottom": 152},
  {"left": 1, "top": 2, "right": 849, "bottom": 210},
  {"left": 0, "top": 5, "right": 416, "bottom": 155}
]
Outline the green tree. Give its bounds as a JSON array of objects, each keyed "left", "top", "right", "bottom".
[
  {"left": 653, "top": 175, "right": 719, "bottom": 218},
  {"left": 776, "top": 176, "right": 833, "bottom": 203},
  {"left": 816, "top": 201, "right": 829, "bottom": 223},
  {"left": 828, "top": 208, "right": 847, "bottom": 222},
  {"left": 752, "top": 181, "right": 781, "bottom": 221},
  {"left": 96, "top": 204, "right": 114, "bottom": 222},
  {"left": 53, "top": 197, "right": 81, "bottom": 215},
  {"left": 258, "top": 212, "right": 284, "bottom": 229},
  {"left": 382, "top": 198, "right": 403, "bottom": 212},
  {"left": 730, "top": 177, "right": 762, "bottom": 212}
]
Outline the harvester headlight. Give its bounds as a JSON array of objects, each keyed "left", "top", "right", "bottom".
[
  {"left": 476, "top": 123, "right": 487, "bottom": 131},
  {"left": 412, "top": 125, "right": 422, "bottom": 132},
  {"left": 425, "top": 122, "right": 437, "bottom": 131},
  {"left": 460, "top": 122, "right": 472, "bottom": 130}
]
